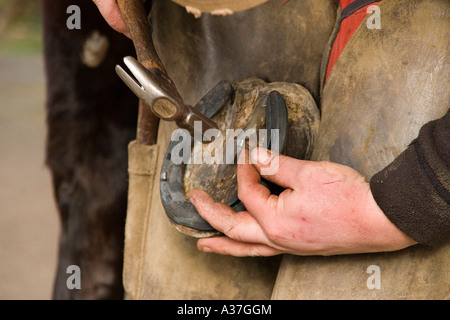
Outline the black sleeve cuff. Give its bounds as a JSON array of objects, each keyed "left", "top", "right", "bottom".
[{"left": 370, "top": 111, "right": 450, "bottom": 246}]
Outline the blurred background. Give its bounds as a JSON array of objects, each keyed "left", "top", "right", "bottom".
[{"left": 0, "top": 0, "right": 60, "bottom": 299}]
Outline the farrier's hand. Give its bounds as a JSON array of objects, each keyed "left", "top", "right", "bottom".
[
  {"left": 188, "top": 148, "right": 417, "bottom": 257},
  {"left": 92, "top": 0, "right": 145, "bottom": 37}
]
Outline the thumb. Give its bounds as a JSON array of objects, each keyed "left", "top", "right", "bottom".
[{"left": 250, "top": 147, "right": 308, "bottom": 189}]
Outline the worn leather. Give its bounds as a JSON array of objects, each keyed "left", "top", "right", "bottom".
[
  {"left": 123, "top": 0, "right": 449, "bottom": 299},
  {"left": 122, "top": 0, "right": 337, "bottom": 299},
  {"left": 152, "top": 0, "right": 338, "bottom": 106},
  {"left": 272, "top": 0, "right": 450, "bottom": 299}
]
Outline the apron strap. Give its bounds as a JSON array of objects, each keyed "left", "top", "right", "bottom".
[{"left": 340, "top": 0, "right": 380, "bottom": 24}]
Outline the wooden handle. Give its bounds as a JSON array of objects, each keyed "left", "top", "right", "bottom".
[
  {"left": 117, "top": 0, "right": 165, "bottom": 72},
  {"left": 117, "top": 0, "right": 161, "bottom": 145}
]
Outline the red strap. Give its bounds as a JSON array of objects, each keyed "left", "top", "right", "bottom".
[{"left": 325, "top": 1, "right": 380, "bottom": 82}]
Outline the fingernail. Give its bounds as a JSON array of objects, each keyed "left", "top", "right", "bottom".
[
  {"left": 200, "top": 246, "right": 212, "bottom": 253},
  {"left": 237, "top": 148, "right": 249, "bottom": 164},
  {"left": 187, "top": 193, "right": 196, "bottom": 204},
  {"left": 251, "top": 148, "right": 273, "bottom": 165}
]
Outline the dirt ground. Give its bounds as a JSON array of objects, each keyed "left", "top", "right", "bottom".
[{"left": 0, "top": 54, "right": 60, "bottom": 300}]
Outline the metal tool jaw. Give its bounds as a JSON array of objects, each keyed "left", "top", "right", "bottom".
[{"left": 115, "top": 56, "right": 218, "bottom": 138}]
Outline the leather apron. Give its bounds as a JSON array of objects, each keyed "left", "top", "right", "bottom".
[
  {"left": 272, "top": 0, "right": 450, "bottom": 299},
  {"left": 122, "top": 0, "right": 449, "bottom": 299},
  {"left": 123, "top": 0, "right": 337, "bottom": 299}
]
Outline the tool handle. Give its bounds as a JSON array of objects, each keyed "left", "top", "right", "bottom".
[
  {"left": 117, "top": 0, "right": 165, "bottom": 72},
  {"left": 117, "top": 0, "right": 161, "bottom": 145}
]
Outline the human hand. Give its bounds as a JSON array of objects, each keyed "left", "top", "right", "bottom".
[
  {"left": 92, "top": 0, "right": 131, "bottom": 37},
  {"left": 188, "top": 148, "right": 417, "bottom": 257}
]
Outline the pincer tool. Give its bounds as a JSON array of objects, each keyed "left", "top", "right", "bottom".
[
  {"left": 116, "top": 56, "right": 218, "bottom": 138},
  {"left": 115, "top": 0, "right": 217, "bottom": 143}
]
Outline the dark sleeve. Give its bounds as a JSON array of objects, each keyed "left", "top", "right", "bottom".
[{"left": 370, "top": 108, "right": 450, "bottom": 246}]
